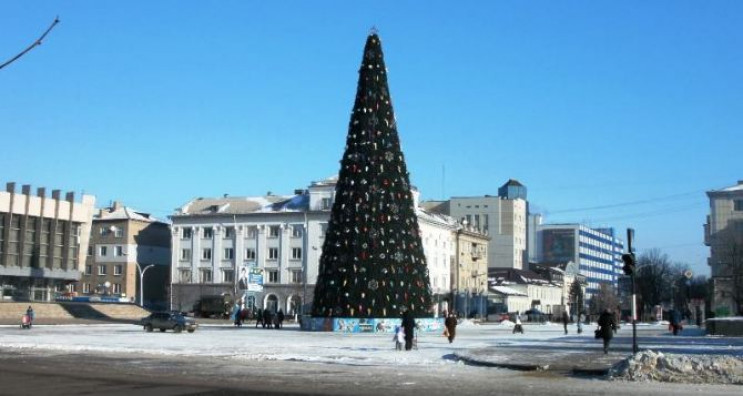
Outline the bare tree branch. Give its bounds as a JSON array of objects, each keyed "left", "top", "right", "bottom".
[{"left": 0, "top": 16, "right": 60, "bottom": 71}]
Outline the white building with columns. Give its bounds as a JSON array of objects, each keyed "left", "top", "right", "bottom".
[{"left": 170, "top": 177, "right": 462, "bottom": 316}]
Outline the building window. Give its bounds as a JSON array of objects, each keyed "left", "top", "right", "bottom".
[
  {"left": 223, "top": 269, "right": 235, "bottom": 283},
  {"left": 735, "top": 200, "right": 743, "bottom": 211},
  {"left": 83, "top": 283, "right": 90, "bottom": 293},
  {"left": 182, "top": 228, "right": 192, "bottom": 239},
  {"left": 99, "top": 246, "right": 108, "bottom": 256},
  {"left": 99, "top": 227, "right": 107, "bottom": 236},
  {"left": 181, "top": 249, "right": 192, "bottom": 261},
  {"left": 114, "top": 227, "right": 123, "bottom": 238},
  {"left": 202, "top": 248, "right": 212, "bottom": 260},
  {"left": 98, "top": 265, "right": 107, "bottom": 275},
  {"left": 114, "top": 246, "right": 124, "bottom": 257},
  {"left": 85, "top": 265, "right": 92, "bottom": 275},
  {"left": 321, "top": 197, "right": 332, "bottom": 210},
  {"left": 268, "top": 270, "right": 279, "bottom": 283},
  {"left": 224, "top": 248, "right": 234, "bottom": 260},
  {"left": 291, "top": 270, "right": 302, "bottom": 284},
  {"left": 269, "top": 225, "right": 280, "bottom": 238},
  {"left": 87, "top": 246, "right": 93, "bottom": 256},
  {"left": 291, "top": 247, "right": 302, "bottom": 260},
  {"left": 245, "top": 248, "right": 256, "bottom": 260},
  {"left": 268, "top": 248, "right": 279, "bottom": 260},
  {"left": 247, "top": 227, "right": 257, "bottom": 238},
  {"left": 203, "top": 227, "right": 213, "bottom": 239},
  {"left": 179, "top": 269, "right": 191, "bottom": 283},
  {"left": 114, "top": 265, "right": 123, "bottom": 276},
  {"left": 200, "top": 269, "right": 213, "bottom": 283},
  {"left": 112, "top": 283, "right": 122, "bottom": 294},
  {"left": 292, "top": 225, "right": 303, "bottom": 238},
  {"left": 225, "top": 227, "right": 234, "bottom": 238}
]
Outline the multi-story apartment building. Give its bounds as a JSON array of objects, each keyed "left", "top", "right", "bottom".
[
  {"left": 422, "top": 179, "right": 528, "bottom": 270},
  {"left": 0, "top": 182, "right": 95, "bottom": 301},
  {"left": 537, "top": 224, "right": 624, "bottom": 299},
  {"left": 417, "top": 209, "right": 458, "bottom": 316},
  {"left": 452, "top": 224, "right": 490, "bottom": 317},
  {"left": 78, "top": 202, "right": 171, "bottom": 308},
  {"left": 705, "top": 180, "right": 743, "bottom": 316},
  {"left": 170, "top": 177, "right": 487, "bottom": 317}
]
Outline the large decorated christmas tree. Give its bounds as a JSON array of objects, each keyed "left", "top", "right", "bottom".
[{"left": 311, "top": 32, "right": 432, "bottom": 318}]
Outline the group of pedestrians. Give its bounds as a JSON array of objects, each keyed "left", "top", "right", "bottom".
[
  {"left": 233, "top": 307, "right": 285, "bottom": 329},
  {"left": 251, "top": 308, "right": 285, "bottom": 329}
]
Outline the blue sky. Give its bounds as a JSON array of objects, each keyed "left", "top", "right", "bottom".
[{"left": 2, "top": 1, "right": 741, "bottom": 276}]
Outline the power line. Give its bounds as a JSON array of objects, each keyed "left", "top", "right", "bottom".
[{"left": 546, "top": 190, "right": 705, "bottom": 215}]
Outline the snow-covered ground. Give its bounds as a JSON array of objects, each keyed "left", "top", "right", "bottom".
[{"left": 1, "top": 321, "right": 741, "bottom": 384}]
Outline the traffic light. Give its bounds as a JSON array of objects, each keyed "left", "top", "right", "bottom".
[{"left": 622, "top": 253, "right": 636, "bottom": 275}]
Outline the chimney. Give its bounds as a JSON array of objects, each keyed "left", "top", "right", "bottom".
[
  {"left": 66, "top": 192, "right": 75, "bottom": 202},
  {"left": 51, "top": 190, "right": 61, "bottom": 200},
  {"left": 21, "top": 185, "right": 31, "bottom": 195},
  {"left": 6, "top": 182, "right": 15, "bottom": 193},
  {"left": 37, "top": 187, "right": 46, "bottom": 198},
  {"left": 113, "top": 201, "right": 123, "bottom": 211}
]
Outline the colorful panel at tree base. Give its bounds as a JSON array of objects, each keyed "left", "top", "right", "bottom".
[{"left": 301, "top": 317, "right": 444, "bottom": 333}]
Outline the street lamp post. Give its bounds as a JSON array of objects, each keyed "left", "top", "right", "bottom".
[{"left": 136, "top": 263, "right": 155, "bottom": 308}]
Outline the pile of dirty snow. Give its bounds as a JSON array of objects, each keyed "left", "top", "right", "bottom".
[{"left": 610, "top": 350, "right": 743, "bottom": 385}]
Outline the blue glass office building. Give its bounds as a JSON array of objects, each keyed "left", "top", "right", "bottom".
[{"left": 538, "top": 224, "right": 624, "bottom": 299}]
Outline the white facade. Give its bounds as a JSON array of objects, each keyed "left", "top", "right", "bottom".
[{"left": 170, "top": 177, "right": 460, "bottom": 314}]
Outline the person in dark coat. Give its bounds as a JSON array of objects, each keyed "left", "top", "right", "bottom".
[
  {"left": 276, "top": 309, "right": 285, "bottom": 329},
  {"left": 669, "top": 308, "right": 682, "bottom": 336},
  {"left": 444, "top": 312, "right": 458, "bottom": 343},
  {"left": 562, "top": 311, "right": 570, "bottom": 335},
  {"left": 255, "top": 308, "right": 263, "bottom": 328},
  {"left": 401, "top": 309, "right": 416, "bottom": 351},
  {"left": 597, "top": 309, "right": 617, "bottom": 354},
  {"left": 263, "top": 309, "right": 273, "bottom": 329}
]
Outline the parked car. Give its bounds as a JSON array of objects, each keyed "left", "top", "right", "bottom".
[{"left": 140, "top": 312, "right": 198, "bottom": 333}]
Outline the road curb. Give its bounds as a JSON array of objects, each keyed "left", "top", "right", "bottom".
[{"left": 455, "top": 354, "right": 550, "bottom": 371}]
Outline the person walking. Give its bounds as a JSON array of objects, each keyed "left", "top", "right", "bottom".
[
  {"left": 401, "top": 308, "right": 416, "bottom": 351},
  {"left": 444, "top": 311, "right": 458, "bottom": 343},
  {"left": 669, "top": 308, "right": 682, "bottom": 336},
  {"left": 25, "top": 306, "right": 34, "bottom": 327},
  {"left": 255, "top": 308, "right": 263, "bottom": 328},
  {"left": 597, "top": 308, "right": 617, "bottom": 354},
  {"left": 512, "top": 312, "right": 524, "bottom": 334},
  {"left": 263, "top": 309, "right": 273, "bottom": 329},
  {"left": 576, "top": 313, "right": 584, "bottom": 334},
  {"left": 562, "top": 311, "right": 570, "bottom": 335},
  {"left": 393, "top": 325, "right": 405, "bottom": 351},
  {"left": 276, "top": 309, "right": 285, "bottom": 329}
]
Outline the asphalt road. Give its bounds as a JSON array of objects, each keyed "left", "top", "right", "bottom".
[{"left": 1, "top": 348, "right": 740, "bottom": 396}]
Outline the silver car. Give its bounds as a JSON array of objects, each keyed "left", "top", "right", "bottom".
[{"left": 140, "top": 312, "right": 197, "bottom": 333}]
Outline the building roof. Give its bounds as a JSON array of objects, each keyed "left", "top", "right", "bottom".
[
  {"left": 490, "top": 268, "right": 551, "bottom": 285},
  {"left": 176, "top": 194, "right": 309, "bottom": 216},
  {"left": 490, "top": 285, "right": 528, "bottom": 296},
  {"left": 416, "top": 207, "right": 458, "bottom": 228},
  {"left": 96, "top": 202, "right": 165, "bottom": 223},
  {"left": 713, "top": 180, "right": 743, "bottom": 193},
  {"left": 501, "top": 179, "right": 524, "bottom": 187}
]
